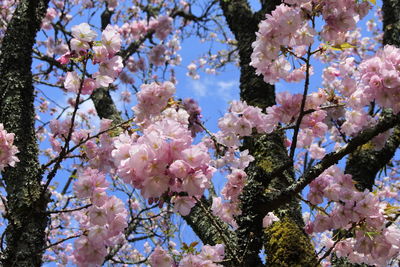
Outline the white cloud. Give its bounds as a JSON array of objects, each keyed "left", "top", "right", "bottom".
[
  {"left": 189, "top": 79, "right": 207, "bottom": 97},
  {"left": 186, "top": 77, "right": 239, "bottom": 101},
  {"left": 216, "top": 80, "right": 238, "bottom": 101}
]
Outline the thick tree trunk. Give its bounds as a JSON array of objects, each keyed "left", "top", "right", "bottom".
[
  {"left": 219, "top": 1, "right": 317, "bottom": 266},
  {"left": 0, "top": 0, "right": 50, "bottom": 265}
]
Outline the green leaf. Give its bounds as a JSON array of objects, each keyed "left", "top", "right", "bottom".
[{"left": 323, "top": 42, "right": 356, "bottom": 51}]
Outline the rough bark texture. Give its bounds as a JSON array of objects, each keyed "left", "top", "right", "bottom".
[
  {"left": 345, "top": 129, "right": 400, "bottom": 191},
  {"left": 383, "top": 0, "right": 400, "bottom": 46},
  {"left": 183, "top": 197, "right": 238, "bottom": 263},
  {"left": 0, "top": 0, "right": 50, "bottom": 266},
  {"left": 91, "top": 87, "right": 123, "bottom": 124},
  {"left": 219, "top": 1, "right": 317, "bottom": 266}
]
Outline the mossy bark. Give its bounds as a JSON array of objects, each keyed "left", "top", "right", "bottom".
[
  {"left": 265, "top": 219, "right": 318, "bottom": 267},
  {"left": 383, "top": 0, "right": 400, "bottom": 46},
  {"left": 0, "top": 0, "right": 50, "bottom": 266}
]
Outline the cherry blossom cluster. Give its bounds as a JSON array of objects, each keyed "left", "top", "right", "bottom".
[
  {"left": 48, "top": 118, "right": 76, "bottom": 152},
  {"left": 83, "top": 119, "right": 116, "bottom": 172},
  {"left": 41, "top": 7, "right": 58, "bottom": 30},
  {"left": 149, "top": 244, "right": 225, "bottom": 267},
  {"left": 250, "top": 3, "right": 315, "bottom": 84},
  {"left": 351, "top": 45, "right": 400, "bottom": 114},
  {"left": 113, "top": 82, "right": 215, "bottom": 215},
  {"left": 251, "top": 1, "right": 371, "bottom": 84},
  {"left": 119, "top": 15, "right": 176, "bottom": 67},
  {"left": 209, "top": 150, "right": 254, "bottom": 227},
  {"left": 217, "top": 100, "right": 271, "bottom": 145},
  {"left": 112, "top": 118, "right": 214, "bottom": 212},
  {"left": 306, "top": 165, "right": 400, "bottom": 266},
  {"left": 210, "top": 100, "right": 273, "bottom": 227},
  {"left": 316, "top": 0, "right": 371, "bottom": 43},
  {"left": 120, "top": 15, "right": 172, "bottom": 42},
  {"left": 263, "top": 91, "right": 330, "bottom": 158},
  {"left": 72, "top": 167, "right": 128, "bottom": 266},
  {"left": 43, "top": 189, "right": 75, "bottom": 264},
  {"left": 317, "top": 45, "right": 400, "bottom": 143},
  {"left": 131, "top": 81, "right": 176, "bottom": 125},
  {"left": 0, "top": 123, "right": 19, "bottom": 171},
  {"left": 59, "top": 23, "right": 123, "bottom": 95}
]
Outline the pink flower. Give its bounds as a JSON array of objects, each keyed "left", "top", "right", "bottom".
[
  {"left": 102, "top": 25, "right": 121, "bottom": 55},
  {"left": 262, "top": 212, "right": 279, "bottom": 228},
  {"left": 64, "top": 71, "right": 81, "bottom": 93},
  {"left": 99, "top": 56, "right": 123, "bottom": 79},
  {"left": 0, "top": 124, "right": 19, "bottom": 171},
  {"left": 141, "top": 174, "right": 170, "bottom": 198},
  {"left": 81, "top": 78, "right": 97, "bottom": 95},
  {"left": 56, "top": 52, "right": 72, "bottom": 64},
  {"left": 88, "top": 206, "right": 108, "bottom": 226},
  {"left": 169, "top": 160, "right": 190, "bottom": 178},
  {"left": 70, "top": 38, "right": 90, "bottom": 52},
  {"left": 148, "top": 45, "right": 166, "bottom": 66},
  {"left": 171, "top": 196, "right": 196, "bottom": 216},
  {"left": 71, "top": 23, "right": 97, "bottom": 42},
  {"left": 149, "top": 246, "right": 173, "bottom": 267},
  {"left": 199, "top": 244, "right": 225, "bottom": 262},
  {"left": 182, "top": 171, "right": 207, "bottom": 196},
  {"left": 93, "top": 72, "right": 114, "bottom": 87},
  {"left": 309, "top": 143, "right": 326, "bottom": 160},
  {"left": 154, "top": 16, "right": 173, "bottom": 40},
  {"left": 92, "top": 45, "right": 109, "bottom": 63}
]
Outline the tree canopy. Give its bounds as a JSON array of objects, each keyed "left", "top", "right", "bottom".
[{"left": 0, "top": 0, "right": 399, "bottom": 266}]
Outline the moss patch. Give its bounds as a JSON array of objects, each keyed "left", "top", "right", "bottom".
[{"left": 264, "top": 218, "right": 319, "bottom": 267}]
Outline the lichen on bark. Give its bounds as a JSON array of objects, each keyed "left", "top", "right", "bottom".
[{"left": 0, "top": 0, "right": 50, "bottom": 265}]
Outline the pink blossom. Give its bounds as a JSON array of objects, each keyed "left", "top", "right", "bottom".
[
  {"left": 81, "top": 78, "right": 97, "bottom": 95},
  {"left": 262, "top": 212, "right": 279, "bottom": 228},
  {"left": 92, "top": 45, "right": 109, "bottom": 63},
  {"left": 71, "top": 23, "right": 97, "bottom": 42},
  {"left": 0, "top": 124, "right": 19, "bottom": 171},
  {"left": 148, "top": 45, "right": 166, "bottom": 66},
  {"left": 149, "top": 246, "right": 173, "bottom": 267},
  {"left": 153, "top": 16, "right": 173, "bottom": 40},
  {"left": 70, "top": 38, "right": 90, "bottom": 52},
  {"left": 309, "top": 144, "right": 326, "bottom": 160},
  {"left": 171, "top": 196, "right": 196, "bottom": 216},
  {"left": 102, "top": 25, "right": 121, "bottom": 55},
  {"left": 64, "top": 71, "right": 81, "bottom": 93}
]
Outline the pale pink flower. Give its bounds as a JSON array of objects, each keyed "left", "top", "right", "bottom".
[
  {"left": 102, "top": 25, "right": 121, "bottom": 55},
  {"left": 149, "top": 246, "right": 173, "bottom": 267},
  {"left": 71, "top": 22, "right": 97, "bottom": 42},
  {"left": 0, "top": 124, "right": 19, "bottom": 171},
  {"left": 262, "top": 212, "right": 280, "bottom": 228},
  {"left": 64, "top": 71, "right": 81, "bottom": 93}
]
